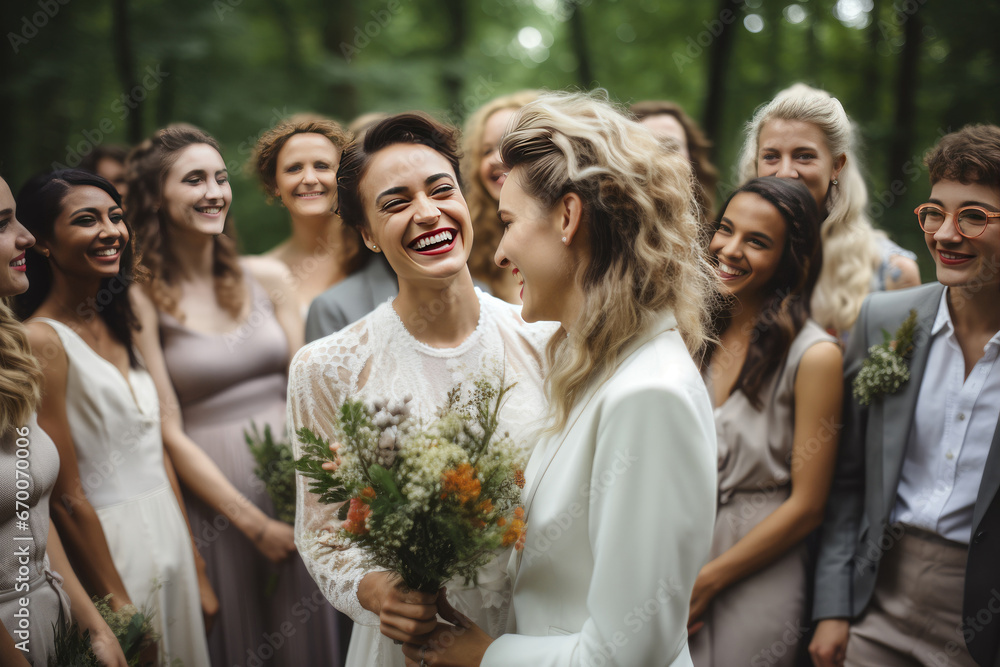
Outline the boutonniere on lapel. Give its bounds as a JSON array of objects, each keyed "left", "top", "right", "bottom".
[{"left": 852, "top": 309, "right": 919, "bottom": 406}]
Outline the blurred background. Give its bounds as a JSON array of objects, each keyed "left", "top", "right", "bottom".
[{"left": 3, "top": 0, "right": 998, "bottom": 270}]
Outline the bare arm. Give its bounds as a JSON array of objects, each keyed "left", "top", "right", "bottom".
[
  {"left": 46, "top": 524, "right": 129, "bottom": 667},
  {"left": 0, "top": 625, "right": 30, "bottom": 667},
  {"left": 885, "top": 255, "right": 921, "bottom": 291},
  {"left": 690, "top": 341, "right": 843, "bottom": 623},
  {"left": 129, "top": 287, "right": 295, "bottom": 562},
  {"left": 27, "top": 323, "right": 134, "bottom": 610},
  {"left": 245, "top": 255, "right": 305, "bottom": 360}
]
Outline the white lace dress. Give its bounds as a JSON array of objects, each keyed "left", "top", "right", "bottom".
[{"left": 288, "top": 289, "right": 554, "bottom": 667}]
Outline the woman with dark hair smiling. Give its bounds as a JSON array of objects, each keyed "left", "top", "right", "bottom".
[
  {"left": 15, "top": 169, "right": 211, "bottom": 666},
  {"left": 288, "top": 112, "right": 552, "bottom": 667},
  {"left": 688, "top": 176, "right": 842, "bottom": 666},
  {"left": 0, "top": 173, "right": 127, "bottom": 666},
  {"left": 400, "top": 90, "right": 717, "bottom": 667}
]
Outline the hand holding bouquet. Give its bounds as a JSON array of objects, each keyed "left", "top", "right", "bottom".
[{"left": 294, "top": 375, "right": 528, "bottom": 595}]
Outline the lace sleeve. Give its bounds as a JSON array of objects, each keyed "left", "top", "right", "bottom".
[{"left": 288, "top": 327, "right": 384, "bottom": 627}]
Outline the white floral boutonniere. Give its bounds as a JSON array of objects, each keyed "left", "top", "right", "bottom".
[{"left": 852, "top": 309, "right": 919, "bottom": 406}]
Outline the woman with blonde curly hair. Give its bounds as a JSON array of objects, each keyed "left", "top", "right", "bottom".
[
  {"left": 127, "top": 124, "right": 342, "bottom": 665},
  {"left": 0, "top": 175, "right": 128, "bottom": 667},
  {"left": 461, "top": 90, "right": 539, "bottom": 303},
  {"left": 253, "top": 113, "right": 366, "bottom": 319},
  {"left": 737, "top": 83, "right": 920, "bottom": 337},
  {"left": 631, "top": 99, "right": 720, "bottom": 221},
  {"left": 402, "top": 90, "right": 718, "bottom": 667}
]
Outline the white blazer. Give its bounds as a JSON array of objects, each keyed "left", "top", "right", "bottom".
[{"left": 482, "top": 313, "right": 717, "bottom": 667}]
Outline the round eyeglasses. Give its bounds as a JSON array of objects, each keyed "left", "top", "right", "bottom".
[{"left": 914, "top": 204, "right": 1000, "bottom": 239}]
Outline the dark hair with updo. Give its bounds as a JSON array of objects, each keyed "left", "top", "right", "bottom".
[
  {"left": 337, "top": 113, "right": 463, "bottom": 232},
  {"left": 925, "top": 124, "right": 1000, "bottom": 189},
  {"left": 125, "top": 123, "right": 243, "bottom": 322},
  {"left": 702, "top": 176, "right": 823, "bottom": 409},
  {"left": 14, "top": 169, "right": 146, "bottom": 367}
]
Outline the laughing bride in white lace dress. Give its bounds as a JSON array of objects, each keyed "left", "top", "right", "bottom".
[{"left": 287, "top": 113, "right": 553, "bottom": 667}]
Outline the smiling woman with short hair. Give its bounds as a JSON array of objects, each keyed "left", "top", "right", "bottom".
[{"left": 288, "top": 112, "right": 554, "bottom": 667}]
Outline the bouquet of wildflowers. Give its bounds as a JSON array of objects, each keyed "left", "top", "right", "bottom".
[
  {"left": 245, "top": 422, "right": 297, "bottom": 525},
  {"left": 853, "top": 309, "right": 919, "bottom": 406},
  {"left": 294, "top": 374, "right": 528, "bottom": 594},
  {"left": 49, "top": 595, "right": 159, "bottom": 667}
]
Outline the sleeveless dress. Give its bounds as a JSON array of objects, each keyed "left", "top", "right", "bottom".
[
  {"left": 32, "top": 318, "right": 211, "bottom": 667},
  {"left": 288, "top": 289, "right": 554, "bottom": 667},
  {"left": 0, "top": 414, "right": 69, "bottom": 666},
  {"left": 159, "top": 273, "right": 342, "bottom": 667},
  {"left": 690, "top": 320, "right": 836, "bottom": 667}
]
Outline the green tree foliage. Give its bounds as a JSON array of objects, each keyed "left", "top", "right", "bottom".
[{"left": 2, "top": 0, "right": 997, "bottom": 266}]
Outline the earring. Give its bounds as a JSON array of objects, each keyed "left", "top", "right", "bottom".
[
  {"left": 561, "top": 236, "right": 567, "bottom": 244},
  {"left": 832, "top": 179, "right": 839, "bottom": 186},
  {"left": 372, "top": 244, "right": 379, "bottom": 252}
]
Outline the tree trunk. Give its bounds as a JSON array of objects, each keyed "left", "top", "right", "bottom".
[
  {"left": 321, "top": 1, "right": 359, "bottom": 121},
  {"left": 887, "top": 9, "right": 921, "bottom": 189},
  {"left": 439, "top": 0, "right": 467, "bottom": 118},
  {"left": 565, "top": 0, "right": 594, "bottom": 89},
  {"left": 110, "top": 0, "right": 143, "bottom": 144},
  {"left": 703, "top": 0, "right": 741, "bottom": 160}
]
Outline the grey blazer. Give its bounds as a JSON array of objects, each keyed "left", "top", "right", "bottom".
[
  {"left": 813, "top": 282, "right": 1000, "bottom": 666},
  {"left": 304, "top": 257, "right": 398, "bottom": 343}
]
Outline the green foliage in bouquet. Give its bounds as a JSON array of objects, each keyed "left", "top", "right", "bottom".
[
  {"left": 245, "top": 422, "right": 297, "bottom": 525},
  {"left": 294, "top": 374, "right": 528, "bottom": 594},
  {"left": 49, "top": 596, "right": 158, "bottom": 667}
]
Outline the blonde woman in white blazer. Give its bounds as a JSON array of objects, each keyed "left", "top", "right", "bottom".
[{"left": 402, "top": 91, "right": 718, "bottom": 667}]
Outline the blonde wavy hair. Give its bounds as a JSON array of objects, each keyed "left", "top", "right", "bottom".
[
  {"left": 737, "top": 83, "right": 881, "bottom": 334},
  {"left": 461, "top": 90, "right": 540, "bottom": 292},
  {"left": 0, "top": 300, "right": 42, "bottom": 434},
  {"left": 501, "top": 90, "right": 715, "bottom": 432}
]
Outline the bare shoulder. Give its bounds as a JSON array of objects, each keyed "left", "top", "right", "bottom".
[
  {"left": 24, "top": 320, "right": 66, "bottom": 377},
  {"left": 799, "top": 340, "right": 843, "bottom": 380},
  {"left": 244, "top": 254, "right": 294, "bottom": 288}
]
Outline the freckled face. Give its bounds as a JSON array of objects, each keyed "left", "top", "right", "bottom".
[
  {"left": 709, "top": 192, "right": 788, "bottom": 301},
  {"left": 922, "top": 179, "right": 1000, "bottom": 294},
  {"left": 757, "top": 119, "right": 844, "bottom": 212}
]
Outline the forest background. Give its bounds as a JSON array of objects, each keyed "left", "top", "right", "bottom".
[{"left": 3, "top": 0, "right": 998, "bottom": 276}]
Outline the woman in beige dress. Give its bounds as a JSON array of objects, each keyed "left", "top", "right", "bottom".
[{"left": 690, "top": 177, "right": 843, "bottom": 666}]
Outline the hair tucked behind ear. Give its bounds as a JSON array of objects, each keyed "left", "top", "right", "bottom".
[
  {"left": 0, "top": 300, "right": 42, "bottom": 434},
  {"left": 501, "top": 90, "right": 716, "bottom": 433},
  {"left": 126, "top": 124, "right": 243, "bottom": 322},
  {"left": 736, "top": 83, "right": 880, "bottom": 334}
]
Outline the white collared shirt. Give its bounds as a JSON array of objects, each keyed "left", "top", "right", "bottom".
[{"left": 892, "top": 288, "right": 1000, "bottom": 544}]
